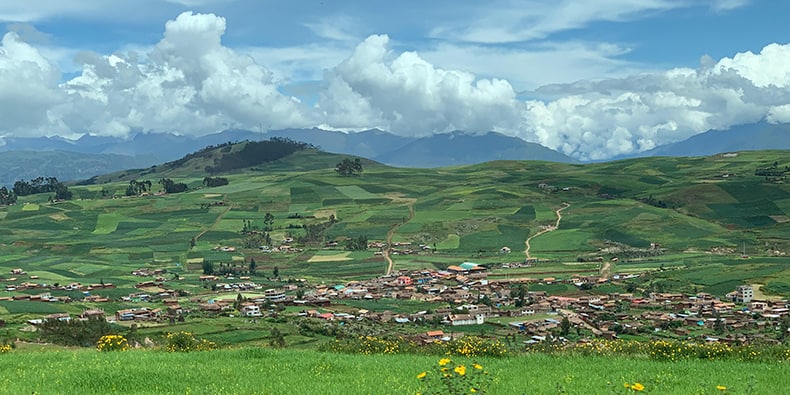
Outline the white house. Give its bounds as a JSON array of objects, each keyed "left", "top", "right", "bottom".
[
  {"left": 264, "top": 288, "right": 287, "bottom": 303},
  {"left": 448, "top": 313, "right": 485, "bottom": 326},
  {"left": 242, "top": 305, "right": 263, "bottom": 317}
]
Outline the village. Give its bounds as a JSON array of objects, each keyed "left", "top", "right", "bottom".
[{"left": 4, "top": 256, "right": 789, "bottom": 347}]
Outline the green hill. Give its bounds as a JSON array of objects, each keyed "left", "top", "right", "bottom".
[
  {"left": 2, "top": 147, "right": 789, "bottom": 274},
  {"left": 0, "top": 145, "right": 788, "bottom": 317}
]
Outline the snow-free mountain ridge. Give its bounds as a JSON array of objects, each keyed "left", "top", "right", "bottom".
[{"left": 0, "top": 122, "right": 787, "bottom": 186}]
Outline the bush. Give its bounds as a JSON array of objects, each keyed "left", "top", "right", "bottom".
[
  {"left": 321, "top": 335, "right": 507, "bottom": 358},
  {"left": 430, "top": 336, "right": 508, "bottom": 358},
  {"left": 164, "top": 331, "right": 217, "bottom": 352},
  {"left": 548, "top": 339, "right": 790, "bottom": 363},
  {"left": 38, "top": 316, "right": 114, "bottom": 347},
  {"left": 96, "top": 334, "right": 130, "bottom": 352}
]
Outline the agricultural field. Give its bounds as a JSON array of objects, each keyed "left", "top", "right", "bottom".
[
  {"left": 0, "top": 146, "right": 788, "bottom": 322},
  {"left": 0, "top": 145, "right": 789, "bottom": 394}
]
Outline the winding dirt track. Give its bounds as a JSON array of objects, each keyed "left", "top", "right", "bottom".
[
  {"left": 195, "top": 200, "right": 234, "bottom": 242},
  {"left": 599, "top": 260, "right": 612, "bottom": 280},
  {"left": 384, "top": 201, "right": 415, "bottom": 275},
  {"left": 524, "top": 202, "right": 570, "bottom": 260},
  {"left": 183, "top": 199, "right": 234, "bottom": 272}
]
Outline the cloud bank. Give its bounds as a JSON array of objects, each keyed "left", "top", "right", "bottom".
[{"left": 1, "top": 11, "right": 789, "bottom": 160}]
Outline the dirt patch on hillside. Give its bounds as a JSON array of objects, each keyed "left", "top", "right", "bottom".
[
  {"left": 383, "top": 193, "right": 417, "bottom": 205},
  {"left": 751, "top": 284, "right": 784, "bottom": 302},
  {"left": 49, "top": 213, "right": 69, "bottom": 221},
  {"left": 313, "top": 209, "right": 337, "bottom": 219},
  {"left": 308, "top": 252, "right": 352, "bottom": 263}
]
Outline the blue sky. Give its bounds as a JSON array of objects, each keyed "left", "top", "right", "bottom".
[{"left": 0, "top": 0, "right": 788, "bottom": 160}]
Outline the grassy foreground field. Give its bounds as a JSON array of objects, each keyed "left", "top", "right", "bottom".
[{"left": 0, "top": 347, "right": 788, "bottom": 394}]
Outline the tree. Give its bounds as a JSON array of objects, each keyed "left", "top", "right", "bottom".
[
  {"left": 713, "top": 311, "right": 726, "bottom": 335},
  {"left": 512, "top": 284, "right": 528, "bottom": 307},
  {"left": 345, "top": 235, "right": 368, "bottom": 251},
  {"left": 203, "top": 177, "right": 229, "bottom": 187},
  {"left": 54, "top": 184, "right": 73, "bottom": 201},
  {"left": 202, "top": 261, "right": 215, "bottom": 275},
  {"left": 263, "top": 212, "right": 275, "bottom": 230},
  {"left": 615, "top": 299, "right": 631, "bottom": 313},
  {"left": 159, "top": 178, "right": 188, "bottom": 194},
  {"left": 125, "top": 179, "right": 152, "bottom": 196},
  {"left": 335, "top": 158, "right": 364, "bottom": 176},
  {"left": 779, "top": 315, "right": 790, "bottom": 341},
  {"left": 0, "top": 186, "right": 16, "bottom": 206},
  {"left": 560, "top": 316, "right": 571, "bottom": 337},
  {"left": 273, "top": 266, "right": 280, "bottom": 279},
  {"left": 38, "top": 316, "right": 114, "bottom": 347},
  {"left": 234, "top": 293, "right": 244, "bottom": 312},
  {"left": 269, "top": 327, "right": 286, "bottom": 348},
  {"left": 242, "top": 231, "right": 268, "bottom": 248},
  {"left": 249, "top": 258, "right": 257, "bottom": 275},
  {"left": 13, "top": 176, "right": 71, "bottom": 199}
]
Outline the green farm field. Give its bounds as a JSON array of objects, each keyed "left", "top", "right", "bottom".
[{"left": 0, "top": 146, "right": 788, "bottom": 308}]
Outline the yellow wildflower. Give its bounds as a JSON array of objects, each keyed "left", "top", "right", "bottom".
[
  {"left": 454, "top": 365, "right": 466, "bottom": 376},
  {"left": 716, "top": 385, "right": 727, "bottom": 391},
  {"left": 473, "top": 363, "right": 483, "bottom": 370},
  {"left": 439, "top": 358, "right": 451, "bottom": 366},
  {"left": 417, "top": 372, "right": 426, "bottom": 379},
  {"left": 631, "top": 382, "right": 645, "bottom": 391}
]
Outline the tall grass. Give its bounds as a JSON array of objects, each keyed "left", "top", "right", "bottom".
[{"left": 0, "top": 347, "right": 788, "bottom": 394}]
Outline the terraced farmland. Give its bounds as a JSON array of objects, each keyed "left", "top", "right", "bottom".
[{"left": 0, "top": 147, "right": 788, "bottom": 313}]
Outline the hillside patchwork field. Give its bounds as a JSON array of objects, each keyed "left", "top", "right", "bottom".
[
  {"left": 0, "top": 149, "right": 788, "bottom": 301},
  {"left": 0, "top": 146, "right": 789, "bottom": 392}
]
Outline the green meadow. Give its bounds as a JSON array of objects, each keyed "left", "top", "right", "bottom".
[{"left": 0, "top": 347, "right": 787, "bottom": 394}]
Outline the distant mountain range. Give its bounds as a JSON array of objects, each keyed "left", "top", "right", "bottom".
[
  {"left": 0, "top": 121, "right": 787, "bottom": 185},
  {"left": 629, "top": 122, "right": 790, "bottom": 158},
  {"left": 265, "top": 128, "right": 574, "bottom": 167},
  {"left": 0, "top": 150, "right": 157, "bottom": 187}
]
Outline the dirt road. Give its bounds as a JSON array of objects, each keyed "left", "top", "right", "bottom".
[
  {"left": 384, "top": 200, "right": 415, "bottom": 275},
  {"left": 525, "top": 202, "right": 570, "bottom": 260}
]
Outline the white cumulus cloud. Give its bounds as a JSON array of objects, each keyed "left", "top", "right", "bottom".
[
  {"left": 57, "top": 11, "right": 312, "bottom": 136},
  {"left": 318, "top": 34, "right": 522, "bottom": 135},
  {"left": 516, "top": 44, "right": 790, "bottom": 160},
  {"left": 1, "top": 11, "right": 789, "bottom": 161},
  {"left": 0, "top": 32, "right": 63, "bottom": 137}
]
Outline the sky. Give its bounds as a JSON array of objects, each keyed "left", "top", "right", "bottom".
[{"left": 1, "top": 0, "right": 789, "bottom": 160}]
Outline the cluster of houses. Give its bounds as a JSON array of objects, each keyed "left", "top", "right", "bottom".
[
  {"left": 194, "top": 287, "right": 293, "bottom": 317},
  {"left": 6, "top": 260, "right": 790, "bottom": 344},
  {"left": 0, "top": 280, "right": 117, "bottom": 303},
  {"left": 280, "top": 279, "right": 790, "bottom": 344},
  {"left": 237, "top": 271, "right": 789, "bottom": 344}
]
